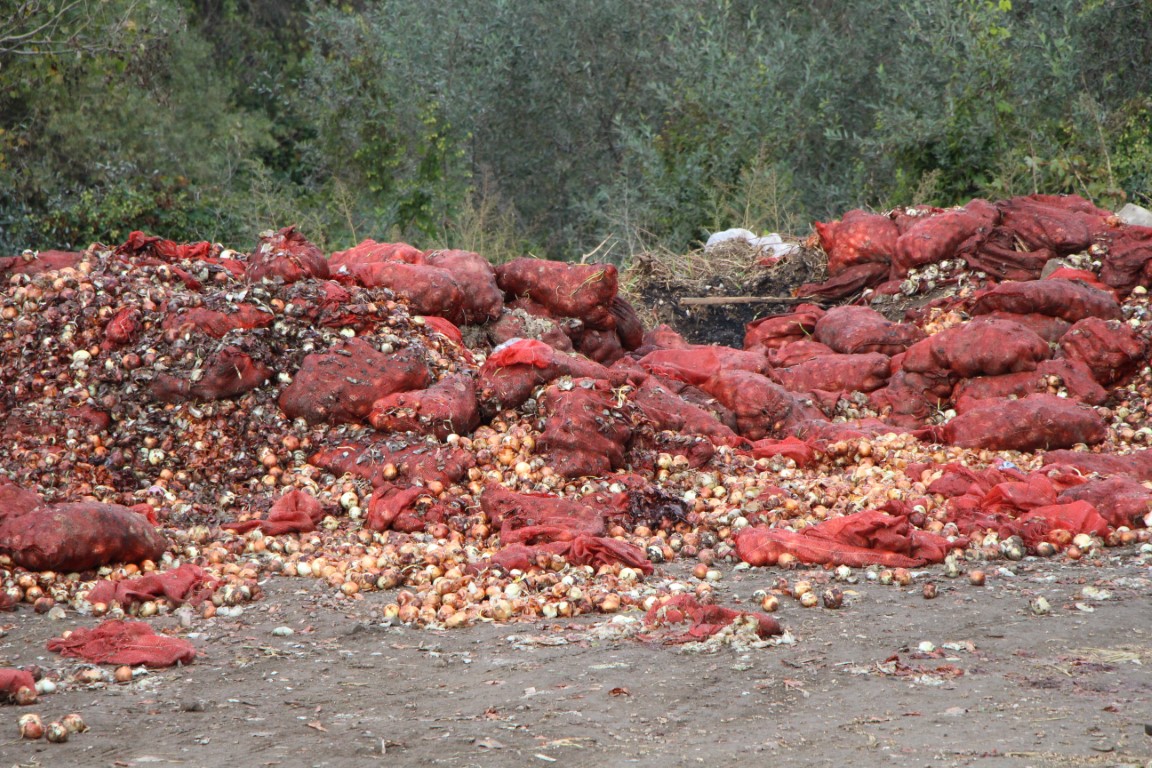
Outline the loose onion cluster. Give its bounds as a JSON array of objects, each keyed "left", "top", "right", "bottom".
[{"left": 18, "top": 712, "right": 86, "bottom": 742}]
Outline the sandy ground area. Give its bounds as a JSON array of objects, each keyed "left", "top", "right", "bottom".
[{"left": 3, "top": 548, "right": 1150, "bottom": 768}]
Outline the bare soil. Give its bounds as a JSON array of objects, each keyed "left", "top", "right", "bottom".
[{"left": 4, "top": 550, "right": 1150, "bottom": 768}]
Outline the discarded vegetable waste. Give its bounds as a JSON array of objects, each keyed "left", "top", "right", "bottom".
[{"left": 0, "top": 195, "right": 1150, "bottom": 685}]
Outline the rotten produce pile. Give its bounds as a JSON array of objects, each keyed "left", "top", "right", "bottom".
[{"left": 2, "top": 194, "right": 1152, "bottom": 711}]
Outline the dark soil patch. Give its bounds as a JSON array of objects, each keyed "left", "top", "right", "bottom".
[{"left": 624, "top": 245, "right": 824, "bottom": 347}]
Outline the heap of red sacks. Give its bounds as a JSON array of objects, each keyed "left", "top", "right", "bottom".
[{"left": 1, "top": 194, "right": 1151, "bottom": 653}]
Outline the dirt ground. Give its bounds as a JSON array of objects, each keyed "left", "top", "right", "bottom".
[{"left": 3, "top": 549, "right": 1150, "bottom": 768}]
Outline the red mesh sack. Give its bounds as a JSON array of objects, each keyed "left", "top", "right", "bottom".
[
  {"left": 901, "top": 317, "right": 1051, "bottom": 379},
  {"left": 631, "top": 377, "right": 740, "bottom": 445},
  {"left": 0, "top": 502, "right": 166, "bottom": 572},
  {"left": 421, "top": 316, "right": 475, "bottom": 364},
  {"left": 1045, "top": 267, "right": 1114, "bottom": 292},
  {"left": 794, "top": 261, "right": 889, "bottom": 300},
  {"left": 750, "top": 436, "right": 820, "bottom": 467},
  {"left": 979, "top": 475, "right": 1058, "bottom": 515},
  {"left": 643, "top": 324, "right": 692, "bottom": 350},
  {"left": 1099, "top": 225, "right": 1152, "bottom": 294},
  {"left": 87, "top": 564, "right": 218, "bottom": 608},
  {"left": 151, "top": 346, "right": 272, "bottom": 403},
  {"left": 795, "top": 417, "right": 904, "bottom": 443},
  {"left": 922, "top": 462, "right": 1026, "bottom": 498},
  {"left": 102, "top": 306, "right": 142, "bottom": 349},
  {"left": 638, "top": 346, "right": 770, "bottom": 387},
  {"left": 744, "top": 304, "right": 825, "bottom": 351},
  {"left": 477, "top": 339, "right": 623, "bottom": 412},
  {"left": 811, "top": 509, "right": 959, "bottom": 562},
  {"left": 538, "top": 378, "right": 632, "bottom": 477},
  {"left": 0, "top": 478, "right": 41, "bottom": 523},
  {"left": 487, "top": 308, "right": 574, "bottom": 352},
  {"left": 566, "top": 536, "right": 653, "bottom": 572},
  {"left": 735, "top": 525, "right": 925, "bottom": 568},
  {"left": 496, "top": 258, "right": 618, "bottom": 330},
  {"left": 979, "top": 311, "right": 1070, "bottom": 343},
  {"left": 644, "top": 594, "right": 781, "bottom": 642},
  {"left": 1042, "top": 449, "right": 1152, "bottom": 482},
  {"left": 424, "top": 249, "right": 504, "bottom": 323},
  {"left": 248, "top": 226, "right": 330, "bottom": 283},
  {"left": 1057, "top": 477, "right": 1152, "bottom": 529},
  {"left": 699, "top": 369, "right": 824, "bottom": 441},
  {"left": 364, "top": 485, "right": 432, "bottom": 532},
  {"left": 891, "top": 206, "right": 944, "bottom": 233},
  {"left": 814, "top": 209, "right": 898, "bottom": 276},
  {"left": 767, "top": 340, "right": 836, "bottom": 367},
  {"left": 996, "top": 194, "right": 1112, "bottom": 254},
  {"left": 342, "top": 262, "right": 467, "bottom": 324},
  {"left": 1016, "top": 500, "right": 1110, "bottom": 541},
  {"left": 934, "top": 394, "right": 1106, "bottom": 451},
  {"left": 575, "top": 327, "right": 625, "bottom": 364},
  {"left": 487, "top": 536, "right": 652, "bottom": 575},
  {"left": 11, "top": 250, "right": 86, "bottom": 280},
  {"left": 279, "top": 340, "right": 431, "bottom": 425},
  {"left": 223, "top": 489, "right": 324, "bottom": 536},
  {"left": 0, "top": 668, "right": 36, "bottom": 700},
  {"left": 660, "top": 377, "right": 739, "bottom": 430},
  {"left": 1, "top": 250, "right": 84, "bottom": 279},
  {"left": 115, "top": 232, "right": 216, "bottom": 264},
  {"left": 772, "top": 352, "right": 891, "bottom": 394},
  {"left": 1058, "top": 317, "right": 1149, "bottom": 386},
  {"left": 869, "top": 370, "right": 953, "bottom": 428},
  {"left": 309, "top": 439, "right": 474, "bottom": 488},
  {"left": 161, "top": 303, "right": 273, "bottom": 338},
  {"left": 892, "top": 199, "right": 999, "bottom": 277},
  {"left": 329, "top": 239, "right": 425, "bottom": 269},
  {"left": 958, "top": 226, "right": 1053, "bottom": 281},
  {"left": 479, "top": 483, "right": 607, "bottom": 533},
  {"left": 968, "top": 280, "right": 1122, "bottom": 323},
  {"left": 814, "top": 305, "right": 924, "bottom": 355},
  {"left": 48, "top": 620, "right": 196, "bottom": 667},
  {"left": 952, "top": 359, "right": 1107, "bottom": 412},
  {"left": 611, "top": 296, "right": 646, "bottom": 350},
  {"left": 369, "top": 374, "right": 479, "bottom": 438}
]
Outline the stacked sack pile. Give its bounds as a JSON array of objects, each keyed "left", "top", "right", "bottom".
[{"left": 1, "top": 194, "right": 1151, "bottom": 676}]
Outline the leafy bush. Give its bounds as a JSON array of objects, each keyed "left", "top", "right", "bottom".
[{"left": 1, "top": 0, "right": 1149, "bottom": 258}]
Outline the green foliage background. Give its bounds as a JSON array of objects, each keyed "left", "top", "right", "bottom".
[{"left": 1, "top": 0, "right": 1150, "bottom": 259}]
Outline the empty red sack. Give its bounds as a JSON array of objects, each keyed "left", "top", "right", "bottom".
[
  {"left": 87, "top": 564, "right": 218, "bottom": 608},
  {"left": 223, "top": 489, "right": 324, "bottom": 536},
  {"left": 48, "top": 620, "right": 196, "bottom": 667}
]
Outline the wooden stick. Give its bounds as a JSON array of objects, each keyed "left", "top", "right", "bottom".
[{"left": 678, "top": 295, "right": 810, "bottom": 307}]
